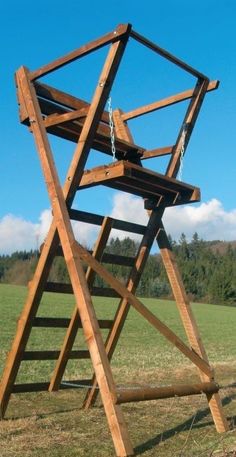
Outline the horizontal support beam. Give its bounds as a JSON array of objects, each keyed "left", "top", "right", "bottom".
[
  {"left": 44, "top": 282, "right": 120, "bottom": 297},
  {"left": 141, "top": 146, "right": 173, "bottom": 160},
  {"left": 68, "top": 209, "right": 146, "bottom": 235},
  {"left": 116, "top": 382, "right": 219, "bottom": 404},
  {"left": 22, "top": 350, "right": 90, "bottom": 361},
  {"left": 122, "top": 80, "right": 219, "bottom": 121},
  {"left": 33, "top": 317, "right": 113, "bottom": 329},
  {"left": 35, "top": 81, "right": 110, "bottom": 123},
  {"left": 29, "top": 23, "right": 132, "bottom": 80},
  {"left": 12, "top": 379, "right": 92, "bottom": 393},
  {"left": 130, "top": 29, "right": 208, "bottom": 79},
  {"left": 55, "top": 246, "right": 135, "bottom": 267},
  {"left": 75, "top": 242, "right": 213, "bottom": 377}
]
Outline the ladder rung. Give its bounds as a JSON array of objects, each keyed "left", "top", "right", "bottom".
[
  {"left": 54, "top": 247, "right": 135, "bottom": 267},
  {"left": 12, "top": 379, "right": 92, "bottom": 393},
  {"left": 45, "top": 282, "right": 120, "bottom": 298},
  {"left": 102, "top": 253, "right": 135, "bottom": 267},
  {"left": 116, "top": 382, "right": 219, "bottom": 404},
  {"left": 68, "top": 209, "right": 146, "bottom": 235},
  {"left": 33, "top": 317, "right": 113, "bottom": 329},
  {"left": 22, "top": 350, "right": 90, "bottom": 361},
  {"left": 45, "top": 282, "right": 72, "bottom": 294},
  {"left": 92, "top": 287, "right": 120, "bottom": 297},
  {"left": 33, "top": 317, "right": 70, "bottom": 328}
]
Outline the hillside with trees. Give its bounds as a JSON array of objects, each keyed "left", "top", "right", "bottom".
[{"left": 0, "top": 233, "right": 235, "bottom": 305}]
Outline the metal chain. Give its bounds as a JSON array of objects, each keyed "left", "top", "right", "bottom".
[
  {"left": 107, "top": 96, "right": 116, "bottom": 161},
  {"left": 178, "top": 125, "right": 187, "bottom": 181}
]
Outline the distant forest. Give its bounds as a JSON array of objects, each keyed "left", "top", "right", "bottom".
[{"left": 0, "top": 233, "right": 236, "bottom": 306}]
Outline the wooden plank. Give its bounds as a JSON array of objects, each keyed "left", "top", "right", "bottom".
[
  {"left": 122, "top": 80, "right": 219, "bottom": 121},
  {"left": 141, "top": 146, "right": 173, "bottom": 160},
  {"left": 75, "top": 242, "right": 212, "bottom": 377},
  {"left": 130, "top": 29, "right": 208, "bottom": 79},
  {"left": 79, "top": 161, "right": 200, "bottom": 205},
  {"left": 116, "top": 382, "right": 219, "bottom": 404},
  {"left": 166, "top": 79, "right": 209, "bottom": 178},
  {"left": 30, "top": 24, "right": 132, "bottom": 80},
  {"left": 12, "top": 379, "right": 92, "bottom": 393},
  {"left": 102, "top": 253, "right": 135, "bottom": 267},
  {"left": 33, "top": 317, "right": 113, "bottom": 329},
  {"left": 1, "top": 39, "right": 135, "bottom": 456},
  {"left": 33, "top": 317, "right": 71, "bottom": 328},
  {"left": 157, "top": 224, "right": 229, "bottom": 432},
  {"left": 18, "top": 40, "right": 134, "bottom": 455},
  {"left": 49, "top": 217, "right": 114, "bottom": 392},
  {"left": 69, "top": 209, "right": 146, "bottom": 235},
  {"left": 35, "top": 81, "right": 110, "bottom": 123},
  {"left": 22, "top": 350, "right": 90, "bottom": 360}
]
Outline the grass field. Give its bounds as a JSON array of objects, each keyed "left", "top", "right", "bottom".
[{"left": 0, "top": 283, "right": 236, "bottom": 456}]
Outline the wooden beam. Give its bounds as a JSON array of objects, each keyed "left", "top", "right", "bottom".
[
  {"left": 122, "top": 80, "right": 219, "bottom": 121},
  {"left": 141, "top": 146, "right": 173, "bottom": 160},
  {"left": 22, "top": 350, "right": 90, "bottom": 360},
  {"left": 130, "top": 30, "right": 208, "bottom": 79},
  {"left": 69, "top": 209, "right": 146, "bottom": 234},
  {"left": 116, "top": 382, "right": 219, "bottom": 404},
  {"left": 75, "top": 242, "right": 212, "bottom": 377},
  {"left": 49, "top": 217, "right": 114, "bottom": 392},
  {"left": 29, "top": 24, "right": 132, "bottom": 80},
  {"left": 166, "top": 78, "right": 209, "bottom": 178}
]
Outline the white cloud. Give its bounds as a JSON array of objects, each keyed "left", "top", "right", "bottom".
[
  {"left": 0, "top": 196, "right": 236, "bottom": 255},
  {"left": 0, "top": 214, "right": 39, "bottom": 254},
  {"left": 0, "top": 209, "right": 99, "bottom": 255},
  {"left": 109, "top": 194, "right": 236, "bottom": 243}
]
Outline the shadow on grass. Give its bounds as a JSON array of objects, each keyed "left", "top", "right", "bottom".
[{"left": 134, "top": 385, "right": 236, "bottom": 456}]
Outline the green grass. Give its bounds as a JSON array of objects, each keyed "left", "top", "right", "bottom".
[{"left": 0, "top": 283, "right": 236, "bottom": 456}]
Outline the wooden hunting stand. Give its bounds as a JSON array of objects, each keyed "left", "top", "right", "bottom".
[{"left": 0, "top": 24, "right": 228, "bottom": 456}]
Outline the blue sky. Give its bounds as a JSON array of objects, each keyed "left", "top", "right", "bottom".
[{"left": 0, "top": 0, "right": 236, "bottom": 253}]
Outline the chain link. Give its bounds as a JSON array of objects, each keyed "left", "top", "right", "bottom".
[
  {"left": 107, "top": 96, "right": 116, "bottom": 161},
  {"left": 178, "top": 125, "right": 187, "bottom": 181}
]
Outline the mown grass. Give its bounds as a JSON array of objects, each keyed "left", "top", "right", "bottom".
[{"left": 0, "top": 283, "right": 236, "bottom": 456}]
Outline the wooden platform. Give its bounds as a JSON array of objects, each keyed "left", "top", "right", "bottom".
[{"left": 79, "top": 161, "right": 200, "bottom": 207}]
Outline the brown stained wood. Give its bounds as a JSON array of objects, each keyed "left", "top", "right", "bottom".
[
  {"left": 122, "top": 80, "right": 219, "bottom": 121},
  {"left": 12, "top": 379, "right": 92, "bottom": 393},
  {"left": 49, "top": 217, "right": 114, "bottom": 392},
  {"left": 130, "top": 30, "right": 208, "bottom": 79},
  {"left": 1, "top": 40, "right": 135, "bottom": 456},
  {"left": 33, "top": 317, "right": 71, "bottom": 328},
  {"left": 32, "top": 317, "right": 113, "bottom": 329},
  {"left": 75, "top": 242, "right": 212, "bottom": 377},
  {"left": 22, "top": 350, "right": 90, "bottom": 360},
  {"left": 141, "top": 146, "right": 173, "bottom": 159},
  {"left": 35, "top": 81, "right": 109, "bottom": 123},
  {"left": 18, "top": 55, "right": 134, "bottom": 456},
  {"left": 69, "top": 209, "right": 146, "bottom": 234},
  {"left": 166, "top": 79, "right": 209, "bottom": 178},
  {"left": 79, "top": 161, "right": 200, "bottom": 206},
  {"left": 30, "top": 24, "right": 132, "bottom": 80},
  {"left": 157, "top": 224, "right": 229, "bottom": 432},
  {"left": 116, "top": 382, "right": 219, "bottom": 404}
]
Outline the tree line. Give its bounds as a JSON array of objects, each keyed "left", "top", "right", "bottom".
[{"left": 0, "top": 233, "right": 235, "bottom": 305}]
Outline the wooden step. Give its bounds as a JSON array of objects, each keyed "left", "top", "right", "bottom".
[
  {"left": 22, "top": 350, "right": 90, "bottom": 361},
  {"left": 68, "top": 209, "right": 146, "bottom": 235},
  {"left": 33, "top": 317, "right": 113, "bottom": 329},
  {"left": 79, "top": 161, "right": 200, "bottom": 207},
  {"left": 116, "top": 382, "right": 219, "bottom": 404},
  {"left": 12, "top": 379, "right": 92, "bottom": 393},
  {"left": 55, "top": 246, "right": 135, "bottom": 267},
  {"left": 44, "top": 282, "right": 120, "bottom": 297}
]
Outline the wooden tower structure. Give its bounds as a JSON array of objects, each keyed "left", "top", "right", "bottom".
[{"left": 0, "top": 24, "right": 228, "bottom": 456}]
